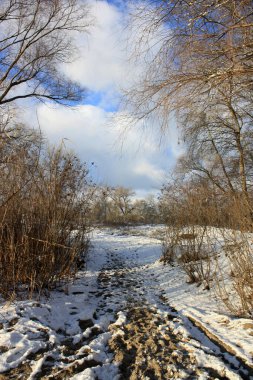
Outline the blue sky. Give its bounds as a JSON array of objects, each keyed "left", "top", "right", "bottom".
[{"left": 23, "top": 0, "right": 180, "bottom": 198}]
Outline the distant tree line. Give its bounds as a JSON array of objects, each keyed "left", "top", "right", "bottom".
[{"left": 90, "top": 186, "right": 162, "bottom": 226}]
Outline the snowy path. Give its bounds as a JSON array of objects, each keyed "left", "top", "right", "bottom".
[{"left": 0, "top": 227, "right": 253, "bottom": 379}]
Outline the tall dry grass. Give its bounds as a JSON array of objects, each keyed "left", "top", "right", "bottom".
[{"left": 0, "top": 125, "right": 91, "bottom": 299}]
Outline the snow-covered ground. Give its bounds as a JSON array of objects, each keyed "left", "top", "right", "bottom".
[{"left": 0, "top": 226, "right": 253, "bottom": 379}]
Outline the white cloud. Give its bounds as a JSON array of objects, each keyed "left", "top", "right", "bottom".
[
  {"left": 62, "top": 0, "right": 163, "bottom": 99},
  {"left": 133, "top": 161, "right": 165, "bottom": 183},
  {"left": 63, "top": 1, "right": 128, "bottom": 93},
  {"left": 30, "top": 103, "right": 172, "bottom": 192}
]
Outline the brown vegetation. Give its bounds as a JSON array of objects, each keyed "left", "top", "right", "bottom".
[
  {"left": 0, "top": 125, "right": 92, "bottom": 299},
  {"left": 160, "top": 177, "right": 253, "bottom": 316}
]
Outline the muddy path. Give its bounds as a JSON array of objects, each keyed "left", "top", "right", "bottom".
[
  {"left": 0, "top": 229, "right": 253, "bottom": 379},
  {"left": 91, "top": 234, "right": 253, "bottom": 380}
]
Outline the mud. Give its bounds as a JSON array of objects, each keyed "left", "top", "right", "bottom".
[{"left": 109, "top": 306, "right": 198, "bottom": 380}]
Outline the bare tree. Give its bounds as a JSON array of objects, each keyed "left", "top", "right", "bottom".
[
  {"left": 109, "top": 186, "right": 135, "bottom": 224},
  {"left": 125, "top": 0, "right": 253, "bottom": 204},
  {"left": 125, "top": 0, "right": 253, "bottom": 127},
  {"left": 133, "top": 195, "right": 159, "bottom": 224},
  {"left": 0, "top": 0, "right": 91, "bottom": 106}
]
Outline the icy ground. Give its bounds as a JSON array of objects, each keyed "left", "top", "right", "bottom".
[{"left": 0, "top": 226, "right": 253, "bottom": 379}]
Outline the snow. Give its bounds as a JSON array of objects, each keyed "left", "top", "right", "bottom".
[{"left": 0, "top": 225, "right": 253, "bottom": 379}]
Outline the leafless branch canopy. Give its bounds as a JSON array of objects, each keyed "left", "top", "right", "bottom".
[
  {"left": 0, "top": 0, "right": 92, "bottom": 106},
  {"left": 125, "top": 0, "right": 253, "bottom": 129}
]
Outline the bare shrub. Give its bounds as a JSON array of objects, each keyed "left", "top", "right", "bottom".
[
  {"left": 0, "top": 126, "right": 91, "bottom": 299},
  {"left": 162, "top": 226, "right": 181, "bottom": 264},
  {"left": 177, "top": 226, "right": 215, "bottom": 288},
  {"left": 215, "top": 199, "right": 253, "bottom": 317},
  {"left": 161, "top": 179, "right": 219, "bottom": 287},
  {"left": 162, "top": 231, "right": 178, "bottom": 264},
  {"left": 217, "top": 238, "right": 253, "bottom": 317}
]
